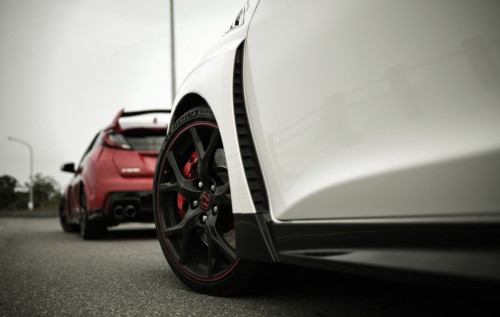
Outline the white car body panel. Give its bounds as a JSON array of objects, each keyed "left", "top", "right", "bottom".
[{"left": 244, "top": 0, "right": 500, "bottom": 220}]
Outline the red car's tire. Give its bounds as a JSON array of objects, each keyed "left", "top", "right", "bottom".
[
  {"left": 59, "top": 200, "right": 79, "bottom": 233},
  {"left": 153, "top": 107, "right": 265, "bottom": 296},
  {"left": 80, "top": 188, "right": 107, "bottom": 239}
]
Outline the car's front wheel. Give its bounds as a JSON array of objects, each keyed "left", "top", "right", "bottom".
[{"left": 153, "top": 107, "right": 264, "bottom": 296}]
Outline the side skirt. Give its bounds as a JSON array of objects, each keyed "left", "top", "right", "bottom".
[{"left": 235, "top": 213, "right": 500, "bottom": 290}]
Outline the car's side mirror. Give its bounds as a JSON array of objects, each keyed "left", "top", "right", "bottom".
[{"left": 60, "top": 162, "right": 76, "bottom": 173}]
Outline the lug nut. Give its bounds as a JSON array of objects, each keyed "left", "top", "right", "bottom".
[
  {"left": 198, "top": 181, "right": 204, "bottom": 189},
  {"left": 193, "top": 200, "right": 199, "bottom": 207},
  {"left": 210, "top": 184, "right": 216, "bottom": 192},
  {"left": 202, "top": 215, "right": 208, "bottom": 223},
  {"left": 213, "top": 206, "right": 218, "bottom": 214}
]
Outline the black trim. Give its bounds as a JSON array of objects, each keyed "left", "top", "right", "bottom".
[
  {"left": 233, "top": 42, "right": 269, "bottom": 214},
  {"left": 271, "top": 219, "right": 500, "bottom": 253},
  {"left": 279, "top": 247, "right": 500, "bottom": 294},
  {"left": 234, "top": 214, "right": 277, "bottom": 262},
  {"left": 235, "top": 210, "right": 500, "bottom": 288},
  {"left": 233, "top": 42, "right": 278, "bottom": 262},
  {"left": 270, "top": 219, "right": 500, "bottom": 289}
]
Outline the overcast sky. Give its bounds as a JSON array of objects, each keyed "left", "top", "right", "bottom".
[{"left": 0, "top": 0, "right": 244, "bottom": 190}]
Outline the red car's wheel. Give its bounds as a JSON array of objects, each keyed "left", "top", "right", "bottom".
[
  {"left": 59, "top": 199, "right": 79, "bottom": 233},
  {"left": 154, "top": 107, "right": 262, "bottom": 296},
  {"left": 80, "top": 188, "right": 107, "bottom": 239}
]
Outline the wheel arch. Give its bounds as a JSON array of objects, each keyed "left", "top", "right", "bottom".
[
  {"left": 167, "top": 44, "right": 278, "bottom": 264},
  {"left": 170, "top": 93, "right": 213, "bottom": 126}
]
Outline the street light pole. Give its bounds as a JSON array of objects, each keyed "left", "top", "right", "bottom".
[
  {"left": 8, "top": 136, "right": 34, "bottom": 210},
  {"left": 169, "top": 0, "right": 177, "bottom": 106}
]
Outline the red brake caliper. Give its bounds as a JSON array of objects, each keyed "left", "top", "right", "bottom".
[{"left": 176, "top": 152, "right": 198, "bottom": 219}]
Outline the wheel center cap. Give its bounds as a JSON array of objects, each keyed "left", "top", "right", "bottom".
[{"left": 200, "top": 191, "right": 212, "bottom": 211}]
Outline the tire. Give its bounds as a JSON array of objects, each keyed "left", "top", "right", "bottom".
[
  {"left": 80, "top": 188, "right": 107, "bottom": 239},
  {"left": 153, "top": 106, "right": 265, "bottom": 296},
  {"left": 59, "top": 199, "right": 79, "bottom": 233}
]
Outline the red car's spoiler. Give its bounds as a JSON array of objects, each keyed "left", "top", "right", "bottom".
[{"left": 107, "top": 108, "right": 171, "bottom": 132}]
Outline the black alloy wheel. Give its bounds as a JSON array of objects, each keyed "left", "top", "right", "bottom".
[
  {"left": 154, "top": 107, "right": 263, "bottom": 296},
  {"left": 59, "top": 199, "right": 78, "bottom": 232},
  {"left": 80, "top": 188, "right": 106, "bottom": 239}
]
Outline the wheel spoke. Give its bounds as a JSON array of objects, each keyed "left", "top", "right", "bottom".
[
  {"left": 158, "top": 181, "right": 179, "bottom": 193},
  {"left": 164, "top": 208, "right": 204, "bottom": 238},
  {"left": 167, "top": 151, "right": 183, "bottom": 179},
  {"left": 214, "top": 193, "right": 231, "bottom": 207},
  {"left": 213, "top": 183, "right": 231, "bottom": 207},
  {"left": 207, "top": 236, "right": 218, "bottom": 278},
  {"left": 204, "top": 129, "right": 220, "bottom": 162},
  {"left": 195, "top": 129, "right": 220, "bottom": 184},
  {"left": 166, "top": 151, "right": 199, "bottom": 198},
  {"left": 167, "top": 151, "right": 193, "bottom": 189},
  {"left": 164, "top": 208, "right": 205, "bottom": 265},
  {"left": 163, "top": 220, "right": 184, "bottom": 238},
  {"left": 214, "top": 182, "right": 229, "bottom": 196},
  {"left": 178, "top": 235, "right": 191, "bottom": 265},
  {"left": 190, "top": 127, "right": 205, "bottom": 158},
  {"left": 206, "top": 215, "right": 238, "bottom": 263}
]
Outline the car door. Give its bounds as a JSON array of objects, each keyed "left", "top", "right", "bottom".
[{"left": 244, "top": 0, "right": 500, "bottom": 221}]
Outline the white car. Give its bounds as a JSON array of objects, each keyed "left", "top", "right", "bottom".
[{"left": 153, "top": 0, "right": 500, "bottom": 295}]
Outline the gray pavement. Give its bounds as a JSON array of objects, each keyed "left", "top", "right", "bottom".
[{"left": 0, "top": 217, "right": 498, "bottom": 317}]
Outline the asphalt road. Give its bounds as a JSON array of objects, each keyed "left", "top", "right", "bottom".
[{"left": 1, "top": 217, "right": 498, "bottom": 317}]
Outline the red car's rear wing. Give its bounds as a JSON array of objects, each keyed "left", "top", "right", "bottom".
[{"left": 107, "top": 108, "right": 171, "bottom": 132}]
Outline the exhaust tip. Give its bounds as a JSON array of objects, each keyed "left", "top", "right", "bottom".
[
  {"left": 124, "top": 205, "right": 137, "bottom": 218},
  {"left": 113, "top": 205, "right": 124, "bottom": 218}
]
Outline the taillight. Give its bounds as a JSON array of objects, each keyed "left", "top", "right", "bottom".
[{"left": 102, "top": 129, "right": 131, "bottom": 150}]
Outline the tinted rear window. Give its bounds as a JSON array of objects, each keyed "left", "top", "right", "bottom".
[{"left": 121, "top": 129, "right": 166, "bottom": 151}]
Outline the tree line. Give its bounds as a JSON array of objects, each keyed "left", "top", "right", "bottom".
[{"left": 0, "top": 174, "right": 62, "bottom": 210}]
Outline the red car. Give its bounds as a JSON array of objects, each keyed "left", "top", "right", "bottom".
[{"left": 59, "top": 109, "right": 170, "bottom": 239}]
